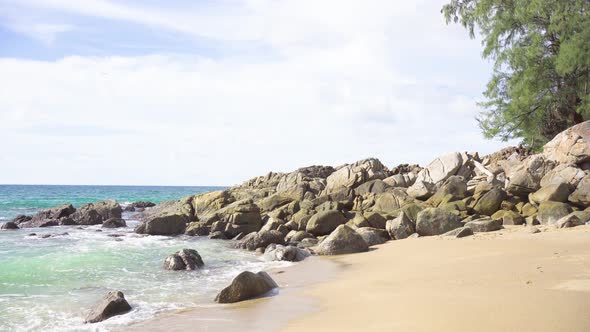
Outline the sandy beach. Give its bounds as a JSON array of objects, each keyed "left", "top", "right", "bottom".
[{"left": 129, "top": 225, "right": 590, "bottom": 332}]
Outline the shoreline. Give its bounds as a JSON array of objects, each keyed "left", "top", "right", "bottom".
[
  {"left": 124, "top": 255, "right": 341, "bottom": 332},
  {"left": 128, "top": 225, "right": 590, "bottom": 332}
]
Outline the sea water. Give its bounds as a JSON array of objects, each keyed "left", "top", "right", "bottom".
[{"left": 0, "top": 185, "right": 291, "bottom": 331}]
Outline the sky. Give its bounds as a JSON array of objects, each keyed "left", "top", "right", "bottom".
[{"left": 0, "top": 0, "right": 517, "bottom": 186}]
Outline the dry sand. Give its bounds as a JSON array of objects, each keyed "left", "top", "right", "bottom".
[
  {"left": 129, "top": 225, "right": 590, "bottom": 332},
  {"left": 286, "top": 225, "right": 590, "bottom": 332}
]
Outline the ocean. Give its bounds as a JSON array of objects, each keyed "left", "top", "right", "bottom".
[{"left": 0, "top": 185, "right": 291, "bottom": 331}]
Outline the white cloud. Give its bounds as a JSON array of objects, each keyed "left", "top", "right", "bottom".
[{"left": 0, "top": 0, "right": 516, "bottom": 185}]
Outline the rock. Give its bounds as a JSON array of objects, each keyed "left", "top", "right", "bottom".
[
  {"left": 135, "top": 198, "right": 193, "bottom": 235},
  {"left": 215, "top": 271, "right": 278, "bottom": 304},
  {"left": 263, "top": 244, "right": 310, "bottom": 262},
  {"left": 290, "top": 209, "right": 314, "bottom": 231},
  {"left": 164, "top": 249, "right": 204, "bottom": 270},
  {"left": 407, "top": 152, "right": 463, "bottom": 199},
  {"left": 73, "top": 200, "right": 122, "bottom": 225},
  {"left": 102, "top": 218, "right": 126, "bottom": 228},
  {"left": 491, "top": 210, "right": 525, "bottom": 225},
  {"left": 12, "top": 215, "right": 32, "bottom": 224},
  {"left": 442, "top": 226, "right": 473, "bottom": 238},
  {"left": 385, "top": 212, "right": 415, "bottom": 240},
  {"left": 1, "top": 221, "right": 19, "bottom": 230},
  {"left": 324, "top": 158, "right": 389, "bottom": 194},
  {"left": 355, "top": 227, "right": 390, "bottom": 246},
  {"left": 289, "top": 230, "right": 314, "bottom": 243},
  {"left": 315, "top": 225, "right": 369, "bottom": 255},
  {"left": 354, "top": 179, "right": 391, "bottom": 196},
  {"left": 238, "top": 230, "right": 285, "bottom": 251},
  {"left": 383, "top": 173, "right": 417, "bottom": 188},
  {"left": 415, "top": 208, "right": 463, "bottom": 236},
  {"left": 19, "top": 204, "right": 75, "bottom": 228},
  {"left": 464, "top": 217, "right": 503, "bottom": 232},
  {"left": 299, "top": 237, "right": 319, "bottom": 248},
  {"left": 362, "top": 212, "right": 389, "bottom": 229},
  {"left": 220, "top": 200, "right": 263, "bottom": 238},
  {"left": 426, "top": 176, "right": 467, "bottom": 207},
  {"left": 85, "top": 291, "right": 132, "bottom": 323},
  {"left": 554, "top": 213, "right": 585, "bottom": 228},
  {"left": 124, "top": 201, "right": 156, "bottom": 211},
  {"left": 185, "top": 221, "right": 210, "bottom": 236},
  {"left": 529, "top": 183, "right": 572, "bottom": 204},
  {"left": 192, "top": 190, "right": 233, "bottom": 218},
  {"left": 569, "top": 175, "right": 590, "bottom": 207},
  {"left": 537, "top": 201, "right": 573, "bottom": 225},
  {"left": 543, "top": 120, "right": 590, "bottom": 164},
  {"left": 209, "top": 231, "right": 227, "bottom": 240},
  {"left": 371, "top": 189, "right": 414, "bottom": 212},
  {"left": 540, "top": 165, "right": 586, "bottom": 187},
  {"left": 306, "top": 210, "right": 347, "bottom": 236},
  {"left": 506, "top": 155, "right": 555, "bottom": 196},
  {"left": 473, "top": 188, "right": 506, "bottom": 216}
]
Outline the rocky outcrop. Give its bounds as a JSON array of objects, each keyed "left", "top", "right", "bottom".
[
  {"left": 215, "top": 271, "right": 278, "bottom": 303},
  {"left": 315, "top": 225, "right": 369, "bottom": 255},
  {"left": 73, "top": 200, "right": 122, "bottom": 225},
  {"left": 163, "top": 249, "right": 204, "bottom": 270},
  {"left": 85, "top": 291, "right": 131, "bottom": 323},
  {"left": 407, "top": 152, "right": 464, "bottom": 199},
  {"left": 135, "top": 197, "right": 193, "bottom": 235},
  {"left": 19, "top": 204, "right": 75, "bottom": 228},
  {"left": 324, "top": 158, "right": 388, "bottom": 194}
]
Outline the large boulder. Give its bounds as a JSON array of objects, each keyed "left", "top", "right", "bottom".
[
  {"left": 540, "top": 165, "right": 586, "bottom": 188},
  {"left": 85, "top": 291, "right": 132, "bottom": 323},
  {"left": 185, "top": 221, "right": 210, "bottom": 236},
  {"left": 407, "top": 152, "right": 463, "bottom": 199},
  {"left": 1, "top": 221, "right": 19, "bottom": 230},
  {"left": 73, "top": 200, "right": 122, "bottom": 225},
  {"left": 472, "top": 188, "right": 506, "bottom": 216},
  {"left": 215, "top": 271, "right": 278, "bottom": 304},
  {"left": 569, "top": 175, "right": 590, "bottom": 207},
  {"left": 306, "top": 210, "right": 347, "bottom": 236},
  {"left": 371, "top": 188, "right": 414, "bottom": 212},
  {"left": 315, "top": 225, "right": 369, "bottom": 255},
  {"left": 191, "top": 190, "right": 233, "bottom": 218},
  {"left": 385, "top": 212, "right": 415, "bottom": 240},
  {"left": 218, "top": 200, "right": 263, "bottom": 238},
  {"left": 543, "top": 120, "right": 590, "bottom": 165},
  {"left": 415, "top": 208, "right": 462, "bottom": 236},
  {"left": 354, "top": 227, "right": 390, "bottom": 246},
  {"left": 135, "top": 197, "right": 193, "bottom": 235},
  {"left": 238, "top": 230, "right": 285, "bottom": 251},
  {"left": 163, "top": 249, "right": 204, "bottom": 270},
  {"left": 505, "top": 155, "right": 555, "bottom": 196},
  {"left": 354, "top": 179, "right": 391, "bottom": 196},
  {"left": 464, "top": 217, "right": 503, "bottom": 232},
  {"left": 554, "top": 213, "right": 585, "bottom": 228},
  {"left": 324, "top": 158, "right": 388, "bottom": 194},
  {"left": 529, "top": 183, "right": 572, "bottom": 204},
  {"left": 383, "top": 173, "right": 417, "bottom": 188},
  {"left": 537, "top": 201, "right": 573, "bottom": 225},
  {"left": 19, "top": 204, "right": 75, "bottom": 228},
  {"left": 426, "top": 175, "right": 467, "bottom": 207}
]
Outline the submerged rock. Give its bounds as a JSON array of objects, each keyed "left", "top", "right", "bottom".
[
  {"left": 85, "top": 291, "right": 131, "bottom": 323},
  {"left": 102, "top": 218, "right": 127, "bottom": 228},
  {"left": 215, "top": 271, "right": 278, "bottom": 304},
  {"left": 1, "top": 221, "right": 19, "bottom": 230}
]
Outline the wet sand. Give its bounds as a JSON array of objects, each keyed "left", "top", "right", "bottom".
[{"left": 129, "top": 225, "right": 590, "bottom": 332}]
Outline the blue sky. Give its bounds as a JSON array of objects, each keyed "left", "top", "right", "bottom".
[{"left": 0, "top": 0, "right": 515, "bottom": 186}]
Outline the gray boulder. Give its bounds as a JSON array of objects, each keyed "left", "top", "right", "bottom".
[
  {"left": 543, "top": 120, "right": 590, "bottom": 164},
  {"left": 569, "top": 175, "right": 590, "bottom": 207},
  {"left": 164, "top": 249, "right": 204, "bottom": 270},
  {"left": 73, "top": 200, "right": 122, "bottom": 225},
  {"left": 407, "top": 152, "right": 463, "bottom": 199},
  {"left": 555, "top": 213, "right": 585, "bottom": 228},
  {"left": 355, "top": 227, "right": 390, "bottom": 246},
  {"left": 306, "top": 210, "right": 347, "bottom": 236},
  {"left": 385, "top": 212, "right": 415, "bottom": 240},
  {"left": 464, "top": 217, "right": 503, "bottom": 232},
  {"left": 1, "top": 221, "right": 19, "bottom": 230},
  {"left": 415, "top": 208, "right": 462, "bottom": 236},
  {"left": 324, "top": 158, "right": 388, "bottom": 194},
  {"left": 473, "top": 188, "right": 506, "bottom": 216},
  {"left": 185, "top": 221, "right": 210, "bottom": 236},
  {"left": 537, "top": 201, "right": 573, "bottom": 225},
  {"left": 442, "top": 226, "right": 473, "bottom": 238},
  {"left": 371, "top": 189, "right": 414, "bottom": 212},
  {"left": 102, "top": 218, "right": 126, "bottom": 228},
  {"left": 315, "top": 225, "right": 369, "bottom": 255},
  {"left": 85, "top": 291, "right": 131, "bottom": 323},
  {"left": 215, "top": 271, "right": 278, "bottom": 304},
  {"left": 238, "top": 230, "right": 285, "bottom": 251},
  {"left": 529, "top": 183, "right": 571, "bottom": 204}
]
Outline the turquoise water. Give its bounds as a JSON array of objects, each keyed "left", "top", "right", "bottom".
[{"left": 0, "top": 185, "right": 290, "bottom": 332}]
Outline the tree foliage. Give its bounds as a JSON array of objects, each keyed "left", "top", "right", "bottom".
[{"left": 442, "top": 0, "right": 590, "bottom": 148}]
